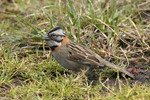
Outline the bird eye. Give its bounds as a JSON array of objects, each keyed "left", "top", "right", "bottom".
[{"left": 52, "top": 34, "right": 56, "bottom": 37}]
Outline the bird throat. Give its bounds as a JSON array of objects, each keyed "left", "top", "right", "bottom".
[{"left": 50, "top": 45, "right": 58, "bottom": 51}]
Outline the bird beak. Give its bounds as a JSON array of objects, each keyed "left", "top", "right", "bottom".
[{"left": 42, "top": 34, "right": 49, "bottom": 40}]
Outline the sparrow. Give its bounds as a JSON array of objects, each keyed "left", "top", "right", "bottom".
[{"left": 42, "top": 26, "right": 134, "bottom": 78}]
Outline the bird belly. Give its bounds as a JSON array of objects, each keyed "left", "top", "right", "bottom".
[{"left": 52, "top": 52, "right": 90, "bottom": 71}]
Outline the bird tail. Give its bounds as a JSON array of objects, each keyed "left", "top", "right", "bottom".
[{"left": 103, "top": 60, "right": 134, "bottom": 79}]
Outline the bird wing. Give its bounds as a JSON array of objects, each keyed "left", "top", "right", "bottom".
[{"left": 65, "top": 41, "right": 104, "bottom": 67}]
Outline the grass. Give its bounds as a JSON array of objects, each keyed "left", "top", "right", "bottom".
[{"left": 0, "top": 0, "right": 150, "bottom": 99}]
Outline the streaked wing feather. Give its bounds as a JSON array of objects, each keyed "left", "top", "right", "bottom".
[{"left": 66, "top": 41, "right": 100, "bottom": 66}]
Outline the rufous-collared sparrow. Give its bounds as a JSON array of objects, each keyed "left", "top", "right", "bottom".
[{"left": 42, "top": 26, "right": 134, "bottom": 78}]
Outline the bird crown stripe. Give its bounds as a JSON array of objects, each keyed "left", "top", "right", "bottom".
[{"left": 47, "top": 26, "right": 61, "bottom": 34}]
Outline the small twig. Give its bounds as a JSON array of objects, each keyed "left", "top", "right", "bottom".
[{"left": 119, "top": 47, "right": 129, "bottom": 66}]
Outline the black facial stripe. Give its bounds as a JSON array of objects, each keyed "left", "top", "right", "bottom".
[
  {"left": 47, "top": 26, "right": 61, "bottom": 34},
  {"left": 49, "top": 34, "right": 65, "bottom": 38},
  {"left": 50, "top": 45, "right": 58, "bottom": 51},
  {"left": 49, "top": 34, "right": 65, "bottom": 42}
]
